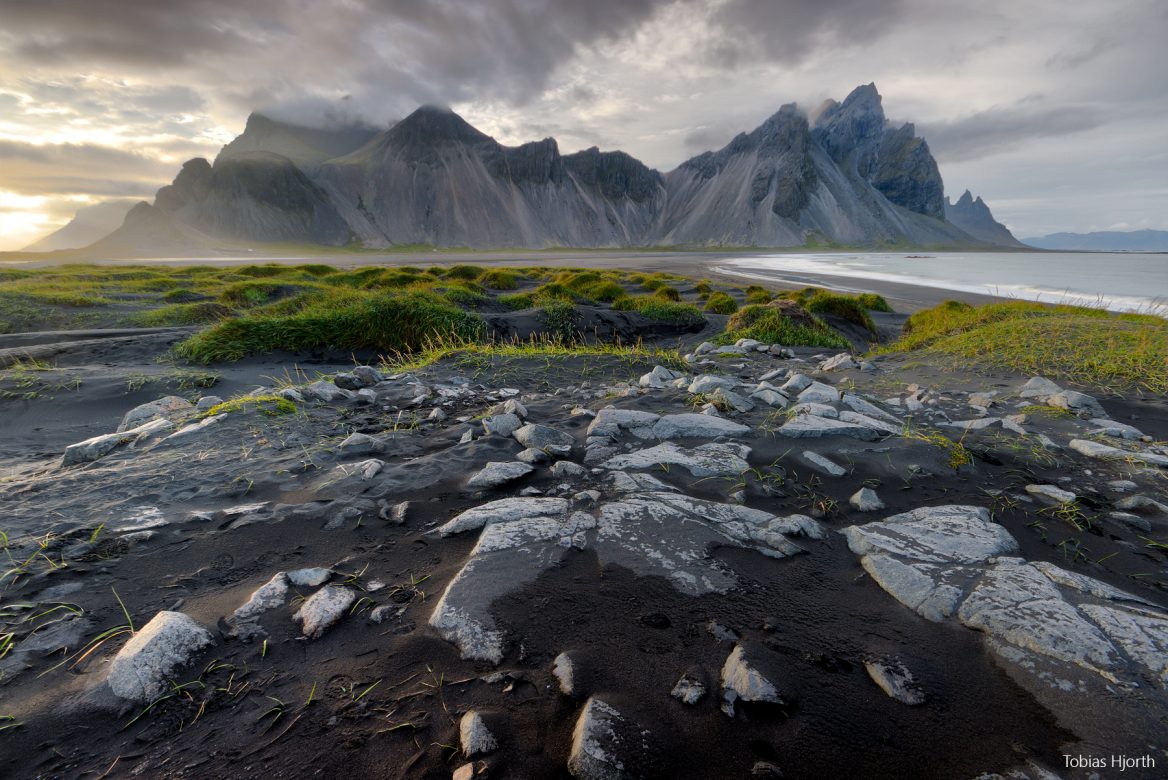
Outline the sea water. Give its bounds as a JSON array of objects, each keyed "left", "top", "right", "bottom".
[{"left": 716, "top": 251, "right": 1168, "bottom": 313}]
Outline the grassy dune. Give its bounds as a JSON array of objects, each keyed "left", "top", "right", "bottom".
[{"left": 3, "top": 262, "right": 1163, "bottom": 393}]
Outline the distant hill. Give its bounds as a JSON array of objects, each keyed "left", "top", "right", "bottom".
[
  {"left": 943, "top": 190, "right": 1024, "bottom": 247},
  {"left": 77, "top": 84, "right": 1022, "bottom": 255},
  {"left": 23, "top": 200, "right": 136, "bottom": 251},
  {"left": 1022, "top": 229, "right": 1168, "bottom": 251}
]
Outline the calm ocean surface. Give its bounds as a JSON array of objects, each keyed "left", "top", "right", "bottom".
[{"left": 716, "top": 252, "right": 1168, "bottom": 313}]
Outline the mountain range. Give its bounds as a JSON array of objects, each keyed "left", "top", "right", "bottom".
[
  {"left": 68, "top": 84, "right": 1024, "bottom": 254},
  {"left": 1021, "top": 229, "right": 1168, "bottom": 252}
]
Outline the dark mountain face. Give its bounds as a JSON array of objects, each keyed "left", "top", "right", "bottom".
[
  {"left": 944, "top": 190, "right": 1024, "bottom": 247},
  {"left": 812, "top": 84, "right": 945, "bottom": 219},
  {"left": 92, "top": 84, "right": 1014, "bottom": 254}
]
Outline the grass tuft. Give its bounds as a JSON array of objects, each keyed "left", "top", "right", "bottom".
[{"left": 885, "top": 300, "right": 1168, "bottom": 393}]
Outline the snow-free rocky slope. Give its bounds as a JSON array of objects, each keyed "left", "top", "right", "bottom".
[
  {"left": 91, "top": 84, "right": 1022, "bottom": 252},
  {"left": 2, "top": 327, "right": 1166, "bottom": 778}
]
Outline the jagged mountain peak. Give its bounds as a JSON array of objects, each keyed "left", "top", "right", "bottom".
[
  {"left": 387, "top": 105, "right": 493, "bottom": 146},
  {"left": 86, "top": 84, "right": 1022, "bottom": 254}
]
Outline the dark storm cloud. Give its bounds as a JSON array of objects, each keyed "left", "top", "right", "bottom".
[
  {"left": 703, "top": 0, "right": 907, "bottom": 68},
  {"left": 919, "top": 102, "right": 1107, "bottom": 162},
  {"left": 0, "top": 0, "right": 679, "bottom": 120}
]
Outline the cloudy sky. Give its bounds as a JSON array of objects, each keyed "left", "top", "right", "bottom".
[{"left": 1, "top": 0, "right": 1165, "bottom": 250}]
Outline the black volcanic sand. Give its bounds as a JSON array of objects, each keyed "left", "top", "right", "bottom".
[{"left": 1, "top": 287, "right": 1166, "bottom": 779}]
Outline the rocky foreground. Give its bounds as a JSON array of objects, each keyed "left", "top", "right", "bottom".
[{"left": 1, "top": 338, "right": 1166, "bottom": 779}]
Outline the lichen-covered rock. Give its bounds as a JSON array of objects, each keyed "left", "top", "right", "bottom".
[
  {"left": 842, "top": 506, "right": 1018, "bottom": 564},
  {"left": 459, "top": 710, "right": 498, "bottom": 756},
  {"left": 107, "top": 611, "right": 214, "bottom": 703},
  {"left": 118, "top": 395, "right": 193, "bottom": 432},
  {"left": 601, "top": 442, "right": 750, "bottom": 478},
  {"left": 293, "top": 585, "right": 355, "bottom": 639},
  {"left": 650, "top": 413, "right": 750, "bottom": 440},
  {"left": 466, "top": 461, "right": 535, "bottom": 490},
  {"left": 864, "top": 659, "right": 925, "bottom": 705},
  {"left": 62, "top": 417, "right": 174, "bottom": 466}
]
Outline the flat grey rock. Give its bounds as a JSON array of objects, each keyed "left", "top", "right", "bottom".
[
  {"left": 958, "top": 562, "right": 1119, "bottom": 675},
  {"left": 850, "top": 487, "right": 885, "bottom": 512},
  {"left": 797, "top": 381, "right": 841, "bottom": 405},
  {"left": 586, "top": 408, "right": 660, "bottom": 439},
  {"left": 1048, "top": 390, "right": 1107, "bottom": 419},
  {"left": 708, "top": 387, "right": 754, "bottom": 413},
  {"left": 1019, "top": 376, "right": 1064, "bottom": 398},
  {"left": 293, "top": 585, "right": 355, "bottom": 639},
  {"left": 1025, "top": 484, "right": 1076, "bottom": 504},
  {"left": 287, "top": 567, "right": 331, "bottom": 587},
  {"left": 118, "top": 395, "right": 193, "bottom": 432},
  {"left": 514, "top": 423, "right": 574, "bottom": 450},
  {"left": 650, "top": 413, "right": 750, "bottom": 440},
  {"left": 689, "top": 374, "right": 738, "bottom": 394},
  {"left": 780, "top": 373, "right": 813, "bottom": 394},
  {"left": 482, "top": 412, "right": 523, "bottom": 437},
  {"left": 837, "top": 410, "right": 901, "bottom": 435},
  {"left": 439, "top": 497, "right": 570, "bottom": 536},
  {"left": 1078, "top": 604, "right": 1168, "bottom": 685},
  {"left": 820, "top": 353, "right": 858, "bottom": 371},
  {"left": 859, "top": 554, "right": 972, "bottom": 622},
  {"left": 229, "top": 573, "right": 289, "bottom": 634},
  {"left": 841, "top": 393, "right": 900, "bottom": 423},
  {"left": 466, "top": 461, "right": 535, "bottom": 490},
  {"left": 750, "top": 388, "right": 789, "bottom": 408},
  {"left": 106, "top": 611, "right": 214, "bottom": 703},
  {"left": 842, "top": 505, "right": 1017, "bottom": 564},
  {"left": 802, "top": 450, "right": 847, "bottom": 476},
  {"left": 62, "top": 417, "right": 174, "bottom": 466},
  {"left": 303, "top": 380, "right": 352, "bottom": 402},
  {"left": 1069, "top": 439, "right": 1168, "bottom": 467},
  {"left": 778, "top": 415, "right": 880, "bottom": 441},
  {"left": 601, "top": 442, "right": 750, "bottom": 477}
]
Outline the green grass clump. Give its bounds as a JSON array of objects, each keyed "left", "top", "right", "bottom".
[
  {"left": 803, "top": 292, "right": 877, "bottom": 333},
  {"left": 539, "top": 299, "right": 578, "bottom": 342},
  {"left": 203, "top": 394, "right": 295, "bottom": 417},
  {"left": 613, "top": 296, "right": 705, "bottom": 326},
  {"left": 533, "top": 282, "right": 584, "bottom": 303},
  {"left": 653, "top": 286, "right": 681, "bottom": 302},
  {"left": 442, "top": 285, "right": 488, "bottom": 307},
  {"left": 236, "top": 264, "right": 289, "bottom": 278},
  {"left": 693, "top": 280, "right": 713, "bottom": 296},
  {"left": 219, "top": 281, "right": 310, "bottom": 307},
  {"left": 856, "top": 293, "right": 893, "bottom": 312},
  {"left": 135, "top": 302, "right": 231, "bottom": 327},
  {"left": 162, "top": 288, "right": 203, "bottom": 303},
  {"left": 498, "top": 292, "right": 535, "bottom": 310},
  {"left": 721, "top": 304, "right": 849, "bottom": 349},
  {"left": 176, "top": 290, "right": 485, "bottom": 363},
  {"left": 361, "top": 270, "right": 435, "bottom": 289},
  {"left": 477, "top": 269, "right": 520, "bottom": 290},
  {"left": 1019, "top": 404, "right": 1075, "bottom": 419},
  {"left": 579, "top": 280, "right": 627, "bottom": 303},
  {"left": 886, "top": 300, "right": 1168, "bottom": 393},
  {"left": 294, "top": 264, "right": 338, "bottom": 277},
  {"left": 443, "top": 264, "right": 485, "bottom": 281},
  {"left": 744, "top": 285, "right": 772, "bottom": 305},
  {"left": 704, "top": 291, "right": 738, "bottom": 314}
]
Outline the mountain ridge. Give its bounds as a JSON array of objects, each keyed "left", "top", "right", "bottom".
[
  {"left": 1022, "top": 229, "right": 1168, "bottom": 252},
  {"left": 77, "top": 85, "right": 1024, "bottom": 254}
]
